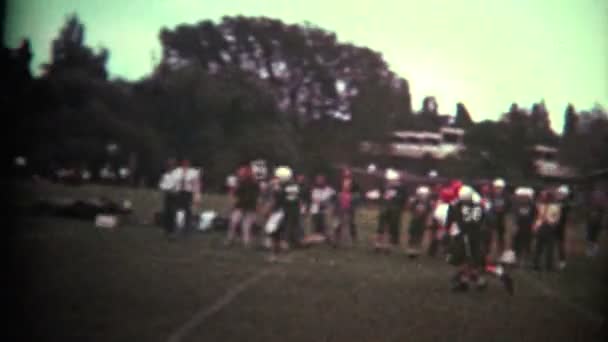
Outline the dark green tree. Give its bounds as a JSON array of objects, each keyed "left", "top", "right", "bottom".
[
  {"left": 43, "top": 14, "right": 108, "bottom": 79},
  {"left": 454, "top": 102, "right": 473, "bottom": 128},
  {"left": 563, "top": 103, "right": 578, "bottom": 138}
]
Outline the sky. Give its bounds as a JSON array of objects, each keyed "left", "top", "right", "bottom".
[{"left": 4, "top": 0, "right": 608, "bottom": 133}]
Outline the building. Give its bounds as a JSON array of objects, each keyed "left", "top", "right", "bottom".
[{"left": 360, "top": 126, "right": 465, "bottom": 160}]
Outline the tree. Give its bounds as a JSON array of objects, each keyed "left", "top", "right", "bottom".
[
  {"left": 561, "top": 104, "right": 608, "bottom": 173},
  {"left": 158, "top": 16, "right": 411, "bottom": 127},
  {"left": 454, "top": 102, "right": 473, "bottom": 128},
  {"left": 410, "top": 96, "right": 442, "bottom": 130},
  {"left": 528, "top": 100, "right": 557, "bottom": 145},
  {"left": 563, "top": 103, "right": 578, "bottom": 138},
  {"left": 43, "top": 14, "right": 108, "bottom": 79},
  {"left": 530, "top": 100, "right": 550, "bottom": 132},
  {"left": 132, "top": 63, "right": 299, "bottom": 183}
]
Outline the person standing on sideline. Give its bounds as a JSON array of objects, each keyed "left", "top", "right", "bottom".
[
  {"left": 159, "top": 158, "right": 178, "bottom": 238},
  {"left": 332, "top": 167, "right": 361, "bottom": 246},
  {"left": 225, "top": 164, "right": 259, "bottom": 247},
  {"left": 532, "top": 189, "right": 562, "bottom": 272},
  {"left": 429, "top": 186, "right": 456, "bottom": 258},
  {"left": 374, "top": 169, "right": 407, "bottom": 252},
  {"left": 309, "top": 173, "right": 335, "bottom": 241},
  {"left": 256, "top": 178, "right": 275, "bottom": 249},
  {"left": 554, "top": 185, "right": 572, "bottom": 270},
  {"left": 335, "top": 167, "right": 362, "bottom": 244},
  {"left": 296, "top": 174, "right": 311, "bottom": 244},
  {"left": 489, "top": 178, "right": 510, "bottom": 256},
  {"left": 172, "top": 158, "right": 202, "bottom": 236},
  {"left": 406, "top": 185, "right": 433, "bottom": 258},
  {"left": 512, "top": 187, "right": 536, "bottom": 268},
  {"left": 586, "top": 186, "right": 607, "bottom": 257}
]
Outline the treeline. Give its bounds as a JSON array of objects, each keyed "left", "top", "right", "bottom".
[{"left": 3, "top": 15, "right": 607, "bottom": 187}]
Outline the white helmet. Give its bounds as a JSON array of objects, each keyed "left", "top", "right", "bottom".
[
  {"left": 515, "top": 187, "right": 534, "bottom": 198},
  {"left": 416, "top": 186, "right": 430, "bottom": 197},
  {"left": 458, "top": 185, "right": 475, "bottom": 201},
  {"left": 493, "top": 178, "right": 506, "bottom": 188},
  {"left": 274, "top": 166, "right": 293, "bottom": 182},
  {"left": 385, "top": 168, "right": 400, "bottom": 182},
  {"left": 472, "top": 192, "right": 481, "bottom": 204},
  {"left": 500, "top": 249, "right": 517, "bottom": 265}
]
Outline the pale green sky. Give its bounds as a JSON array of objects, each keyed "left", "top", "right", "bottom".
[{"left": 5, "top": 0, "right": 608, "bottom": 132}]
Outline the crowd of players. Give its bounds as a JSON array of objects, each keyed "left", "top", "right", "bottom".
[{"left": 159, "top": 159, "right": 607, "bottom": 295}]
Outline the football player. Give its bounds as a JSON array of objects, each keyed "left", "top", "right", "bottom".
[
  {"left": 225, "top": 164, "right": 259, "bottom": 247},
  {"left": 265, "top": 166, "right": 301, "bottom": 262},
  {"left": 532, "top": 188, "right": 562, "bottom": 271},
  {"left": 374, "top": 169, "right": 407, "bottom": 252},
  {"left": 555, "top": 185, "right": 572, "bottom": 270},
  {"left": 333, "top": 167, "right": 362, "bottom": 246},
  {"left": 406, "top": 185, "right": 433, "bottom": 258},
  {"left": 446, "top": 185, "right": 514, "bottom": 295},
  {"left": 307, "top": 173, "right": 335, "bottom": 244},
  {"left": 428, "top": 186, "right": 455, "bottom": 258},
  {"left": 489, "top": 178, "right": 510, "bottom": 256},
  {"left": 512, "top": 187, "right": 536, "bottom": 268}
]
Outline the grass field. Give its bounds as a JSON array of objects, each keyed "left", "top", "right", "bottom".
[{"left": 9, "top": 182, "right": 608, "bottom": 341}]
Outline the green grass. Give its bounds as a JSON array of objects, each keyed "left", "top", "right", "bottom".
[
  {"left": 9, "top": 182, "right": 608, "bottom": 341},
  {"left": 13, "top": 180, "right": 232, "bottom": 223}
]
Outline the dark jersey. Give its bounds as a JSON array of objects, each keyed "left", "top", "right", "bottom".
[
  {"left": 298, "top": 183, "right": 311, "bottom": 207},
  {"left": 235, "top": 178, "right": 259, "bottom": 210},
  {"left": 410, "top": 198, "right": 432, "bottom": 220},
  {"left": 491, "top": 193, "right": 510, "bottom": 216},
  {"left": 381, "top": 184, "right": 407, "bottom": 210},
  {"left": 514, "top": 200, "right": 537, "bottom": 227},
  {"left": 447, "top": 200, "right": 485, "bottom": 234},
  {"left": 276, "top": 181, "right": 301, "bottom": 214}
]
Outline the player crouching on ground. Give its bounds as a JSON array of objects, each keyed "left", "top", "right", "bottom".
[
  {"left": 406, "top": 185, "right": 433, "bottom": 258},
  {"left": 374, "top": 169, "right": 407, "bottom": 252},
  {"left": 511, "top": 187, "right": 536, "bottom": 268},
  {"left": 447, "top": 185, "right": 514, "bottom": 295}
]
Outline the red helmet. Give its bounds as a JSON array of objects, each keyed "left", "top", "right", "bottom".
[
  {"left": 440, "top": 187, "right": 455, "bottom": 202},
  {"left": 450, "top": 180, "right": 463, "bottom": 192}
]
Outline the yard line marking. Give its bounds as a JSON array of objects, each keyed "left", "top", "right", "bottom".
[
  {"left": 167, "top": 267, "right": 274, "bottom": 342},
  {"left": 518, "top": 271, "right": 605, "bottom": 326}
]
